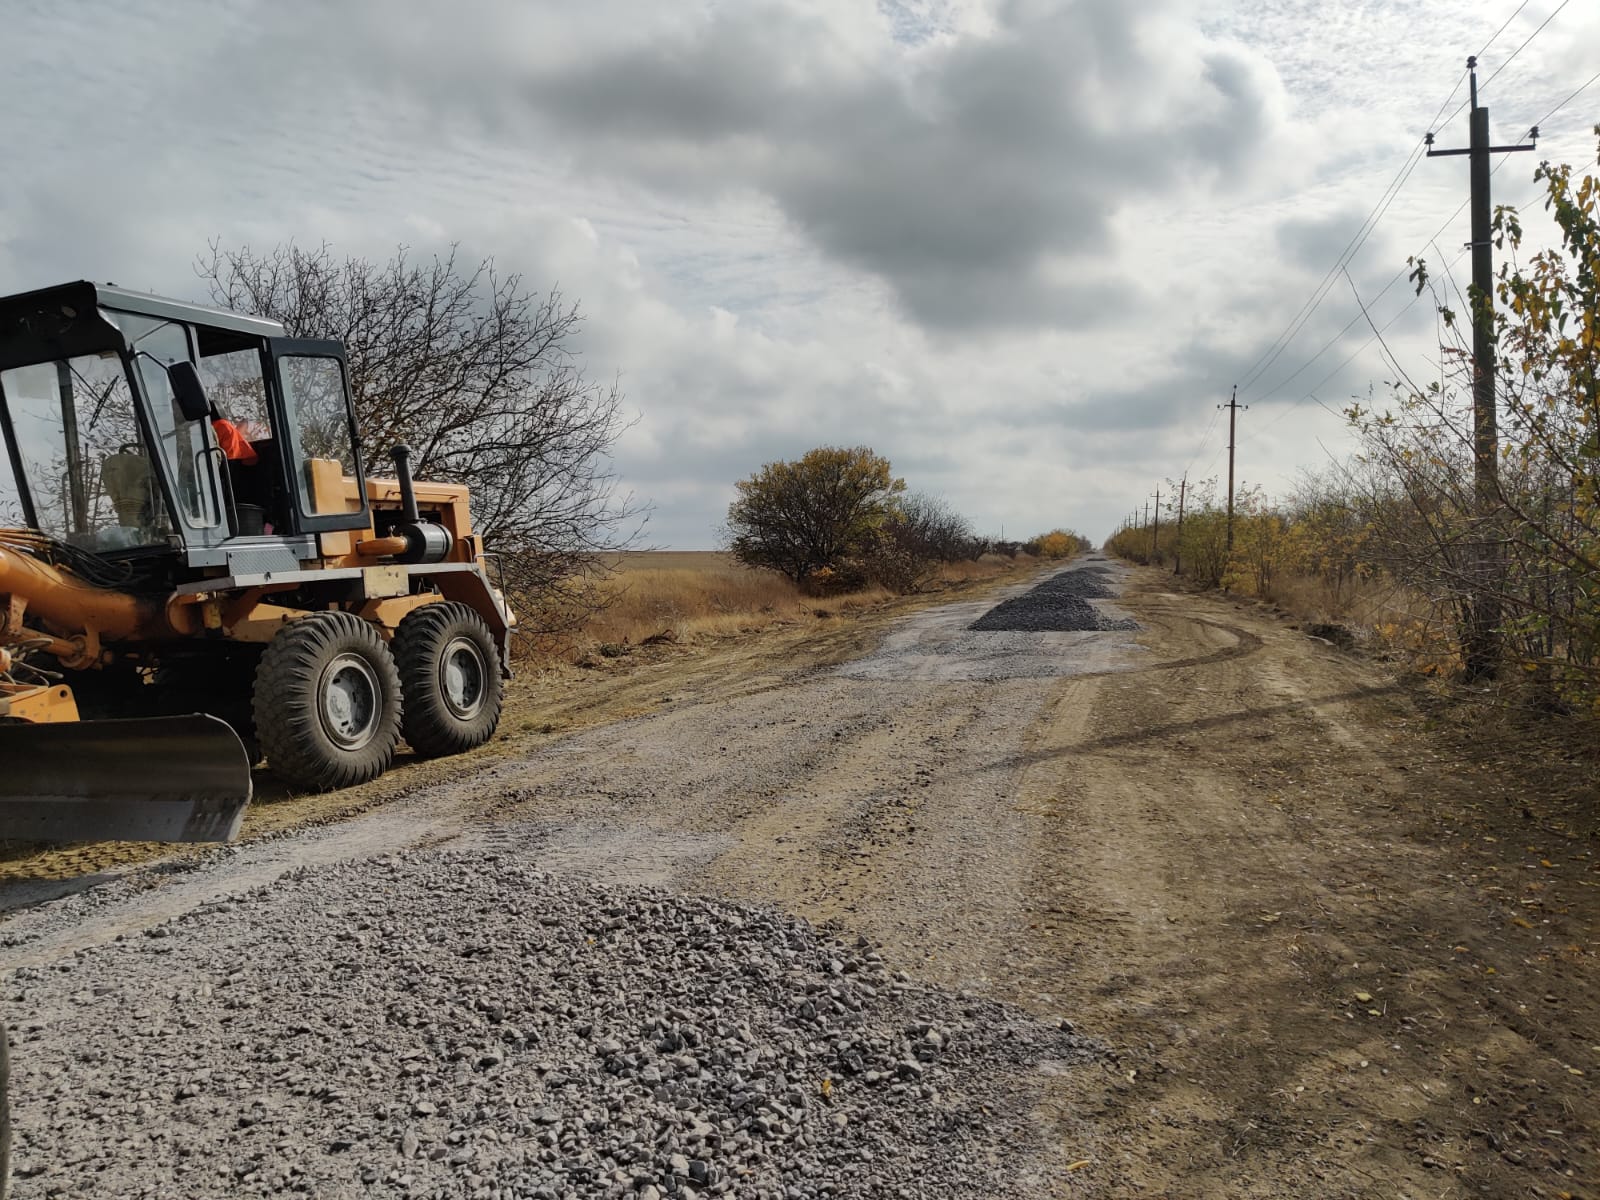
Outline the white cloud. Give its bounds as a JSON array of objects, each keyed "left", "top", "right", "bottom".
[{"left": 1, "top": 0, "right": 1593, "bottom": 546}]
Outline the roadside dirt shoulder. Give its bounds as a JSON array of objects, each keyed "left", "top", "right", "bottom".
[{"left": 1015, "top": 570, "right": 1596, "bottom": 1198}]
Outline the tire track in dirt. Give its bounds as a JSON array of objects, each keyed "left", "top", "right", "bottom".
[
  {"left": 1003, "top": 598, "right": 1404, "bottom": 1194},
  {"left": 1004, "top": 576, "right": 1596, "bottom": 1199}
]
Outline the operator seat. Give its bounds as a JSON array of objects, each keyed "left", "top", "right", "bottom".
[{"left": 101, "top": 445, "right": 154, "bottom": 533}]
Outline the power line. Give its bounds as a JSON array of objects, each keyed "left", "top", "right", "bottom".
[
  {"left": 1235, "top": 139, "right": 1431, "bottom": 396},
  {"left": 1477, "top": 0, "right": 1534, "bottom": 59},
  {"left": 1249, "top": 283, "right": 1403, "bottom": 409},
  {"left": 1250, "top": 195, "right": 1471, "bottom": 415},
  {"left": 1239, "top": 53, "right": 1596, "bottom": 432},
  {"left": 1233, "top": 36, "right": 1539, "bottom": 403},
  {"left": 1244, "top": 85, "right": 1584, "bottom": 438},
  {"left": 1482, "top": 0, "right": 1571, "bottom": 92},
  {"left": 1240, "top": 243, "right": 1473, "bottom": 449},
  {"left": 1181, "top": 403, "right": 1222, "bottom": 481},
  {"left": 1438, "top": 0, "right": 1573, "bottom": 128},
  {"left": 1532, "top": 65, "right": 1600, "bottom": 131},
  {"left": 1240, "top": 145, "right": 1432, "bottom": 401},
  {"left": 1183, "top": 13, "right": 1585, "bottom": 494},
  {"left": 1493, "top": 63, "right": 1600, "bottom": 165},
  {"left": 1232, "top": 3, "right": 1576, "bottom": 418},
  {"left": 1235, "top": 4, "right": 1561, "bottom": 406},
  {"left": 1423, "top": 66, "right": 1472, "bottom": 160},
  {"left": 1241, "top": 151, "right": 1434, "bottom": 405}
]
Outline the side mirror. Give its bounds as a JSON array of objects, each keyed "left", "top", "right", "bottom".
[{"left": 168, "top": 361, "right": 212, "bottom": 423}]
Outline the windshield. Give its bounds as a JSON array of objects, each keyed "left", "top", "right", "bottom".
[{"left": 0, "top": 353, "right": 175, "bottom": 551}]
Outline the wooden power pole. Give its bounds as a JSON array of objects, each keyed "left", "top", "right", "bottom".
[
  {"left": 1173, "top": 476, "right": 1187, "bottom": 576},
  {"left": 1221, "top": 387, "right": 1246, "bottom": 553},
  {"left": 1426, "top": 55, "right": 1536, "bottom": 680},
  {"left": 1150, "top": 486, "right": 1160, "bottom": 560}
]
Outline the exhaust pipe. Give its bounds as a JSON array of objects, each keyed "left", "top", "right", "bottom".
[{"left": 386, "top": 446, "right": 452, "bottom": 564}]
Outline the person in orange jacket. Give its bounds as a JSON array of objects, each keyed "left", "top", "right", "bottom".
[{"left": 211, "top": 415, "right": 258, "bottom": 465}]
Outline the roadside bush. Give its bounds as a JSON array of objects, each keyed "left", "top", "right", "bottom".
[
  {"left": 725, "top": 447, "right": 905, "bottom": 587},
  {"left": 1027, "top": 529, "right": 1090, "bottom": 558},
  {"left": 725, "top": 449, "right": 1009, "bottom": 595}
]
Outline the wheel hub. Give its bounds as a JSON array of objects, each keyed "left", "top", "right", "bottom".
[
  {"left": 320, "top": 653, "right": 381, "bottom": 750},
  {"left": 440, "top": 637, "right": 487, "bottom": 720}
]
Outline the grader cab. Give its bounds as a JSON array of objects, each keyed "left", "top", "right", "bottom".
[{"left": 0, "top": 280, "right": 514, "bottom": 841}]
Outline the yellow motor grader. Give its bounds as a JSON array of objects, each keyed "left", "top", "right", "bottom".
[{"left": 0, "top": 280, "right": 516, "bottom": 842}]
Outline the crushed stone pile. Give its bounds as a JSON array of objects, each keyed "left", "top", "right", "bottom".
[
  {"left": 970, "top": 562, "right": 1138, "bottom": 634},
  {"left": 6, "top": 850, "right": 1097, "bottom": 1199}
]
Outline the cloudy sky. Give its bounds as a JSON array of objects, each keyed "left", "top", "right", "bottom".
[{"left": 5, "top": 0, "right": 1597, "bottom": 546}]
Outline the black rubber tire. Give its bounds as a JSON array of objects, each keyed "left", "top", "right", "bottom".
[
  {"left": 253, "top": 611, "right": 402, "bottom": 792},
  {"left": 394, "top": 601, "right": 504, "bottom": 758}
]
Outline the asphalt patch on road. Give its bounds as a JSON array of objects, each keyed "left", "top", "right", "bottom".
[{"left": 971, "top": 564, "right": 1140, "bottom": 633}]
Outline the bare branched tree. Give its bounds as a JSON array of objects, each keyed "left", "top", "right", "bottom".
[
  {"left": 890, "top": 493, "right": 981, "bottom": 562},
  {"left": 196, "top": 242, "right": 646, "bottom": 627}
]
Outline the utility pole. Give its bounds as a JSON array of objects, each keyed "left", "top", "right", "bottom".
[
  {"left": 1173, "top": 475, "right": 1187, "bottom": 576},
  {"left": 1220, "top": 386, "right": 1246, "bottom": 553},
  {"left": 1150, "top": 485, "right": 1161, "bottom": 559},
  {"left": 1426, "top": 55, "right": 1536, "bottom": 679}
]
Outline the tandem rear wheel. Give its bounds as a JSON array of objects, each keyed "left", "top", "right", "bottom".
[
  {"left": 253, "top": 611, "right": 403, "bottom": 792},
  {"left": 252, "top": 604, "right": 503, "bottom": 792},
  {"left": 393, "top": 601, "right": 504, "bottom": 758}
]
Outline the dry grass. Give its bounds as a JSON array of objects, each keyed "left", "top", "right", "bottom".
[
  {"left": 1243, "top": 569, "right": 1464, "bottom": 672},
  {"left": 1261, "top": 572, "right": 1386, "bottom": 624},
  {"left": 534, "top": 551, "right": 1032, "bottom": 664}
]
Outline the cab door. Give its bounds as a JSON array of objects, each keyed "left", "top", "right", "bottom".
[
  {"left": 267, "top": 339, "right": 370, "bottom": 534},
  {"left": 120, "top": 315, "right": 231, "bottom": 558}
]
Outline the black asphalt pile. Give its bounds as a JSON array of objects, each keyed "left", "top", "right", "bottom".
[
  {"left": 6, "top": 851, "right": 1098, "bottom": 1199},
  {"left": 970, "top": 564, "right": 1138, "bottom": 633}
]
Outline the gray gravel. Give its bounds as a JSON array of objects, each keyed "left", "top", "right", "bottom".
[
  {"left": 970, "top": 560, "right": 1138, "bottom": 634},
  {"left": 6, "top": 849, "right": 1097, "bottom": 1199}
]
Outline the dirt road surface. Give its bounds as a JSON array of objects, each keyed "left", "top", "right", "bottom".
[{"left": 4, "top": 558, "right": 1595, "bottom": 1197}]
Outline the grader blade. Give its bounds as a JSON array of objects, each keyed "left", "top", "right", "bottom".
[{"left": 0, "top": 715, "right": 252, "bottom": 844}]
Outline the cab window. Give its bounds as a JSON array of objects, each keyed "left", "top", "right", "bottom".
[
  {"left": 0, "top": 355, "right": 173, "bottom": 550},
  {"left": 198, "top": 347, "right": 272, "bottom": 440},
  {"left": 279, "top": 355, "right": 362, "bottom": 517}
]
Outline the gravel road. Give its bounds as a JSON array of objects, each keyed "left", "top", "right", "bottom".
[
  {"left": 11, "top": 557, "right": 1584, "bottom": 1199},
  {"left": 3, "top": 560, "right": 1128, "bottom": 1199}
]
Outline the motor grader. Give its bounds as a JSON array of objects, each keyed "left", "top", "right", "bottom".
[{"left": 0, "top": 279, "right": 516, "bottom": 842}]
